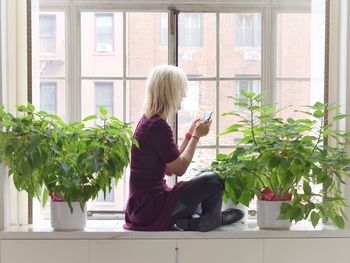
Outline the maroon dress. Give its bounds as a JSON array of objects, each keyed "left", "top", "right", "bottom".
[{"left": 124, "top": 115, "right": 187, "bottom": 231}]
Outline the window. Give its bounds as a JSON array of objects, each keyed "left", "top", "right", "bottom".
[
  {"left": 160, "top": 13, "right": 168, "bottom": 46},
  {"left": 95, "top": 13, "right": 114, "bottom": 53},
  {"left": 39, "top": 14, "right": 56, "bottom": 53},
  {"left": 95, "top": 82, "right": 114, "bottom": 116},
  {"left": 236, "top": 76, "right": 260, "bottom": 107},
  {"left": 40, "top": 82, "right": 57, "bottom": 114},
  {"left": 235, "top": 14, "right": 261, "bottom": 48},
  {"left": 32, "top": 2, "right": 326, "bottom": 221},
  {"left": 179, "top": 13, "right": 202, "bottom": 47}
]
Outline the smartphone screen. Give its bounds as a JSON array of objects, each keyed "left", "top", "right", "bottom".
[{"left": 201, "top": 111, "right": 213, "bottom": 122}]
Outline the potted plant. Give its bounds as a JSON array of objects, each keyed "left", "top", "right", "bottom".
[
  {"left": 211, "top": 91, "right": 350, "bottom": 229},
  {"left": 0, "top": 104, "right": 135, "bottom": 230}
]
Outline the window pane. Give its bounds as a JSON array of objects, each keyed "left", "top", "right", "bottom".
[
  {"left": 178, "top": 81, "right": 216, "bottom": 146},
  {"left": 39, "top": 14, "right": 56, "bottom": 53},
  {"left": 219, "top": 80, "right": 261, "bottom": 146},
  {"left": 178, "top": 13, "right": 216, "bottom": 78},
  {"left": 95, "top": 13, "right": 114, "bottom": 53},
  {"left": 81, "top": 80, "right": 123, "bottom": 124},
  {"left": 178, "top": 149, "right": 216, "bottom": 182},
  {"left": 127, "top": 12, "right": 168, "bottom": 77},
  {"left": 95, "top": 82, "right": 114, "bottom": 115},
  {"left": 160, "top": 13, "right": 168, "bottom": 46},
  {"left": 81, "top": 12, "right": 123, "bottom": 77},
  {"left": 39, "top": 12, "right": 65, "bottom": 77},
  {"left": 40, "top": 82, "right": 57, "bottom": 114},
  {"left": 220, "top": 13, "right": 261, "bottom": 77},
  {"left": 127, "top": 80, "right": 147, "bottom": 131},
  {"left": 276, "top": 13, "right": 311, "bottom": 78},
  {"left": 275, "top": 80, "right": 323, "bottom": 119}
]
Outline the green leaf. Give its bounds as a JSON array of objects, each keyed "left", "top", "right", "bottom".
[
  {"left": 303, "top": 182, "right": 312, "bottom": 195},
  {"left": 310, "top": 211, "right": 320, "bottom": 227},
  {"left": 333, "top": 114, "right": 350, "bottom": 121},
  {"left": 82, "top": 115, "right": 97, "bottom": 122},
  {"left": 239, "top": 189, "right": 251, "bottom": 207},
  {"left": 334, "top": 215, "right": 345, "bottom": 229},
  {"left": 313, "top": 110, "right": 324, "bottom": 118},
  {"left": 219, "top": 124, "right": 242, "bottom": 136},
  {"left": 240, "top": 89, "right": 255, "bottom": 99},
  {"left": 99, "top": 106, "right": 108, "bottom": 116}
]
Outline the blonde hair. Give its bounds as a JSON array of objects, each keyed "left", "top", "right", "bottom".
[{"left": 143, "top": 65, "right": 188, "bottom": 118}]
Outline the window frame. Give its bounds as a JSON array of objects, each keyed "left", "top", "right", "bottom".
[{"left": 28, "top": 0, "right": 331, "bottom": 221}]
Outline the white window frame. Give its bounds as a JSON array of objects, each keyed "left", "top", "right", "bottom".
[{"left": 3, "top": 0, "right": 341, "bottom": 224}]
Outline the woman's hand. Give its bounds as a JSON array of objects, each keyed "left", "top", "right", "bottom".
[
  {"left": 188, "top": 118, "right": 201, "bottom": 135},
  {"left": 193, "top": 119, "right": 212, "bottom": 138}
]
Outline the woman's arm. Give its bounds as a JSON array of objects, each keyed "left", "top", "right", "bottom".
[
  {"left": 166, "top": 120, "right": 211, "bottom": 177},
  {"left": 178, "top": 118, "right": 200, "bottom": 154}
]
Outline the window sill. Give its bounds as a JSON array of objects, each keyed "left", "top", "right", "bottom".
[{"left": 1, "top": 220, "right": 349, "bottom": 240}]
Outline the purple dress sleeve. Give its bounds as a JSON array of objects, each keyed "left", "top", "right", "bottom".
[{"left": 151, "top": 119, "right": 180, "bottom": 164}]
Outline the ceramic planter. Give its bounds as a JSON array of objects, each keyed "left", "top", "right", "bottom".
[
  {"left": 51, "top": 201, "right": 87, "bottom": 231},
  {"left": 257, "top": 200, "right": 291, "bottom": 229},
  {"left": 221, "top": 200, "right": 248, "bottom": 223}
]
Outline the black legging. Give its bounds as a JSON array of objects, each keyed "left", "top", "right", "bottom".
[{"left": 169, "top": 172, "right": 224, "bottom": 231}]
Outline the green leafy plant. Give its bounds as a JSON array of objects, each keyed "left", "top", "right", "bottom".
[
  {"left": 0, "top": 104, "right": 136, "bottom": 212},
  {"left": 211, "top": 91, "right": 350, "bottom": 228}
]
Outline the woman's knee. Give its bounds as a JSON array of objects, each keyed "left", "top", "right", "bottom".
[{"left": 197, "top": 172, "right": 223, "bottom": 191}]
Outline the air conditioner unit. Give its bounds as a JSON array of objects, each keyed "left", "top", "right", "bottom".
[
  {"left": 244, "top": 51, "right": 261, "bottom": 61},
  {"left": 96, "top": 43, "right": 113, "bottom": 52}
]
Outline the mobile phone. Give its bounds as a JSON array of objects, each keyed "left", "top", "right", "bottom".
[{"left": 200, "top": 111, "right": 213, "bottom": 122}]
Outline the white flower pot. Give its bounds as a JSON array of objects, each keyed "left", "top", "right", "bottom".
[
  {"left": 221, "top": 200, "right": 248, "bottom": 223},
  {"left": 257, "top": 200, "right": 291, "bottom": 230},
  {"left": 51, "top": 201, "right": 87, "bottom": 231}
]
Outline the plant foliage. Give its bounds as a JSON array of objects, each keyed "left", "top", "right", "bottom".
[
  {"left": 211, "top": 91, "right": 350, "bottom": 228},
  {"left": 0, "top": 104, "right": 136, "bottom": 212}
]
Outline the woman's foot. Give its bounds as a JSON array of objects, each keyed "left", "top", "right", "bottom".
[
  {"left": 221, "top": 208, "right": 245, "bottom": 225},
  {"left": 176, "top": 214, "right": 222, "bottom": 232}
]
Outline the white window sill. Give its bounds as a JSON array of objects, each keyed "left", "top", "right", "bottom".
[{"left": 1, "top": 220, "right": 350, "bottom": 240}]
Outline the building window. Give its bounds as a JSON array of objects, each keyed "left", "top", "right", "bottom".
[
  {"left": 95, "top": 13, "right": 114, "bottom": 53},
  {"left": 160, "top": 13, "right": 168, "bottom": 46},
  {"left": 39, "top": 15, "right": 56, "bottom": 53},
  {"left": 178, "top": 13, "right": 202, "bottom": 47},
  {"left": 235, "top": 14, "right": 261, "bottom": 48},
  {"left": 40, "top": 82, "right": 57, "bottom": 114},
  {"left": 236, "top": 77, "right": 260, "bottom": 107},
  {"left": 95, "top": 82, "right": 114, "bottom": 115}
]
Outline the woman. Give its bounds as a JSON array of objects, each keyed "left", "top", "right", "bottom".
[{"left": 124, "top": 65, "right": 244, "bottom": 231}]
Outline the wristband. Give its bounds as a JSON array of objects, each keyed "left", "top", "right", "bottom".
[
  {"left": 185, "top": 132, "right": 192, "bottom": 141},
  {"left": 191, "top": 135, "right": 199, "bottom": 141}
]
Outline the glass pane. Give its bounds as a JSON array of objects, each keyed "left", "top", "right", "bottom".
[
  {"left": 39, "top": 12, "right": 65, "bottom": 77},
  {"left": 178, "top": 149, "right": 216, "bottom": 182},
  {"left": 219, "top": 80, "right": 261, "bottom": 146},
  {"left": 178, "top": 81, "right": 216, "bottom": 146},
  {"left": 276, "top": 13, "right": 311, "bottom": 78},
  {"left": 40, "top": 82, "right": 57, "bottom": 114},
  {"left": 127, "top": 12, "right": 168, "bottom": 77},
  {"left": 81, "top": 80, "right": 123, "bottom": 125},
  {"left": 178, "top": 13, "right": 216, "bottom": 78},
  {"left": 35, "top": 79, "right": 66, "bottom": 119},
  {"left": 81, "top": 12, "right": 123, "bottom": 77},
  {"left": 127, "top": 80, "right": 147, "bottom": 131},
  {"left": 276, "top": 80, "right": 324, "bottom": 119},
  {"left": 220, "top": 13, "right": 261, "bottom": 77},
  {"left": 95, "top": 13, "right": 114, "bottom": 53}
]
